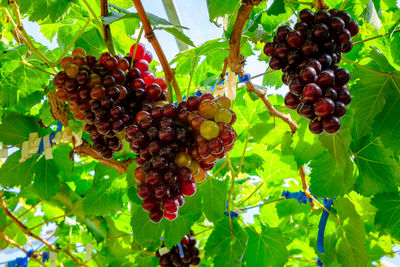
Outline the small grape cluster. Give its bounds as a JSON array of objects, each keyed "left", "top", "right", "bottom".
[
  {"left": 132, "top": 95, "right": 237, "bottom": 223},
  {"left": 182, "top": 94, "right": 237, "bottom": 170},
  {"left": 263, "top": 8, "right": 358, "bottom": 134},
  {"left": 52, "top": 45, "right": 168, "bottom": 159},
  {"left": 156, "top": 231, "right": 200, "bottom": 267}
]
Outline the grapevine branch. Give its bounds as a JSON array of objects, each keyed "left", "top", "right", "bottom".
[
  {"left": 228, "top": 0, "right": 298, "bottom": 134},
  {"left": 101, "top": 0, "right": 116, "bottom": 54},
  {"left": 299, "top": 166, "right": 315, "bottom": 210},
  {"left": 0, "top": 197, "right": 88, "bottom": 266},
  {"left": 353, "top": 29, "right": 400, "bottom": 46},
  {"left": 131, "top": 0, "right": 183, "bottom": 102},
  {"left": 0, "top": 231, "right": 47, "bottom": 267}
]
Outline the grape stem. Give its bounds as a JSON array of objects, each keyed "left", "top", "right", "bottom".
[
  {"left": 285, "top": 1, "right": 300, "bottom": 20},
  {"left": 29, "top": 211, "right": 73, "bottom": 231},
  {"left": 100, "top": 0, "right": 116, "bottom": 54},
  {"left": 21, "top": 60, "right": 56, "bottom": 76},
  {"left": 313, "top": 0, "right": 327, "bottom": 9},
  {"left": 339, "top": 0, "right": 348, "bottom": 10},
  {"left": 299, "top": 166, "right": 316, "bottom": 210},
  {"left": 228, "top": 0, "right": 298, "bottom": 134},
  {"left": 0, "top": 196, "right": 88, "bottom": 266},
  {"left": 130, "top": 26, "right": 144, "bottom": 69},
  {"left": 353, "top": 29, "right": 400, "bottom": 46},
  {"left": 5, "top": 5, "right": 56, "bottom": 72},
  {"left": 284, "top": 0, "right": 314, "bottom": 6},
  {"left": 131, "top": 0, "right": 183, "bottom": 102},
  {"left": 81, "top": 0, "right": 105, "bottom": 39},
  {"left": 53, "top": 17, "right": 92, "bottom": 67},
  {"left": 186, "top": 55, "right": 199, "bottom": 97}
]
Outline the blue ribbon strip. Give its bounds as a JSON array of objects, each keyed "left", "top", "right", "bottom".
[
  {"left": 42, "top": 251, "right": 50, "bottom": 263},
  {"left": 38, "top": 121, "right": 63, "bottom": 154},
  {"left": 281, "top": 190, "right": 312, "bottom": 204},
  {"left": 6, "top": 250, "right": 33, "bottom": 267},
  {"left": 238, "top": 73, "right": 251, "bottom": 83},
  {"left": 177, "top": 243, "right": 184, "bottom": 258},
  {"left": 317, "top": 198, "right": 334, "bottom": 255},
  {"left": 224, "top": 200, "right": 239, "bottom": 218}
]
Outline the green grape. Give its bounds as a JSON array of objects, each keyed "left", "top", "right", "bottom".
[
  {"left": 88, "top": 74, "right": 101, "bottom": 87},
  {"left": 175, "top": 152, "right": 192, "bottom": 167},
  {"left": 188, "top": 160, "right": 200, "bottom": 176},
  {"left": 64, "top": 63, "right": 79, "bottom": 78},
  {"left": 199, "top": 120, "right": 220, "bottom": 140},
  {"left": 198, "top": 99, "right": 218, "bottom": 119},
  {"left": 214, "top": 108, "right": 232, "bottom": 124}
]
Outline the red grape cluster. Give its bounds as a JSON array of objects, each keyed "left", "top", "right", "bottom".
[
  {"left": 52, "top": 45, "right": 168, "bottom": 159},
  {"left": 183, "top": 94, "right": 237, "bottom": 171},
  {"left": 156, "top": 231, "right": 200, "bottom": 267},
  {"left": 263, "top": 9, "right": 358, "bottom": 134},
  {"left": 133, "top": 94, "right": 237, "bottom": 223}
]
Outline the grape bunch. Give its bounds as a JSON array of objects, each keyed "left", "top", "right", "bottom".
[
  {"left": 52, "top": 45, "right": 168, "bottom": 159},
  {"left": 156, "top": 231, "right": 200, "bottom": 267},
  {"left": 263, "top": 8, "right": 359, "bottom": 134},
  {"left": 133, "top": 94, "right": 237, "bottom": 223},
  {"left": 132, "top": 103, "right": 199, "bottom": 223}
]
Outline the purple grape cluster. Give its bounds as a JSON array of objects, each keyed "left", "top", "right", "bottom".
[
  {"left": 156, "top": 231, "right": 200, "bottom": 267},
  {"left": 131, "top": 103, "right": 199, "bottom": 223},
  {"left": 263, "top": 9, "right": 358, "bottom": 134},
  {"left": 52, "top": 45, "right": 168, "bottom": 159}
]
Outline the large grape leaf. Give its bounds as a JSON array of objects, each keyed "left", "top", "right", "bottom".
[
  {"left": 33, "top": 156, "right": 60, "bottom": 199},
  {"left": 0, "top": 45, "right": 49, "bottom": 111},
  {"left": 0, "top": 151, "right": 37, "bottom": 188},
  {"left": 199, "top": 177, "right": 228, "bottom": 222},
  {"left": 205, "top": 217, "right": 248, "bottom": 266},
  {"left": 243, "top": 226, "right": 288, "bottom": 267},
  {"left": 0, "top": 114, "right": 45, "bottom": 145},
  {"left": 371, "top": 192, "right": 400, "bottom": 239},
  {"left": 351, "top": 136, "right": 399, "bottom": 195},
  {"left": 335, "top": 197, "right": 369, "bottom": 267},
  {"left": 352, "top": 48, "right": 400, "bottom": 141},
  {"left": 310, "top": 130, "right": 355, "bottom": 197}
]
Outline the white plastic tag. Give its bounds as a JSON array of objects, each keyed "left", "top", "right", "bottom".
[
  {"left": 50, "top": 251, "right": 57, "bottom": 267},
  {"left": 85, "top": 243, "right": 93, "bottom": 261}
]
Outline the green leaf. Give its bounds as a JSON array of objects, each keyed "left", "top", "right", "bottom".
[
  {"left": 0, "top": 45, "right": 49, "bottom": 111},
  {"left": 199, "top": 178, "right": 228, "bottom": 222},
  {"left": 310, "top": 130, "right": 354, "bottom": 197},
  {"left": 371, "top": 192, "right": 400, "bottom": 239},
  {"left": 83, "top": 170, "right": 125, "bottom": 216},
  {"left": 27, "top": 0, "right": 73, "bottom": 22},
  {"left": 206, "top": 0, "right": 240, "bottom": 22},
  {"left": 244, "top": 226, "right": 288, "bottom": 267},
  {"left": 0, "top": 114, "right": 44, "bottom": 145},
  {"left": 33, "top": 156, "right": 60, "bottom": 199},
  {"left": 131, "top": 208, "right": 163, "bottom": 244},
  {"left": 267, "top": 0, "right": 286, "bottom": 16},
  {"left": 105, "top": 4, "right": 194, "bottom": 47},
  {"left": 335, "top": 197, "right": 369, "bottom": 267},
  {"left": 205, "top": 217, "right": 248, "bottom": 266},
  {"left": 351, "top": 50, "right": 400, "bottom": 140},
  {"left": 0, "top": 151, "right": 36, "bottom": 188},
  {"left": 351, "top": 136, "right": 399, "bottom": 195}
]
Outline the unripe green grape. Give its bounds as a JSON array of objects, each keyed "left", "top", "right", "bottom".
[
  {"left": 199, "top": 120, "right": 220, "bottom": 140},
  {"left": 188, "top": 160, "right": 200, "bottom": 176},
  {"left": 214, "top": 108, "right": 232, "bottom": 124},
  {"left": 175, "top": 152, "right": 192, "bottom": 167}
]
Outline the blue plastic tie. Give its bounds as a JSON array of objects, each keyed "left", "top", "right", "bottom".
[
  {"left": 224, "top": 200, "right": 239, "bottom": 218},
  {"left": 42, "top": 251, "right": 50, "bottom": 263},
  {"left": 7, "top": 250, "right": 33, "bottom": 267},
  {"left": 38, "top": 121, "right": 63, "bottom": 154},
  {"left": 177, "top": 243, "right": 184, "bottom": 258},
  {"left": 238, "top": 73, "right": 251, "bottom": 83},
  {"left": 317, "top": 257, "right": 323, "bottom": 266},
  {"left": 317, "top": 198, "right": 334, "bottom": 254},
  {"left": 281, "top": 190, "right": 311, "bottom": 204}
]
